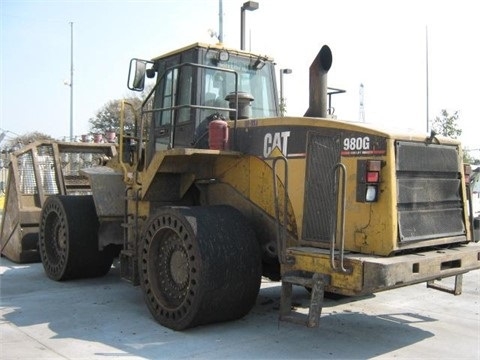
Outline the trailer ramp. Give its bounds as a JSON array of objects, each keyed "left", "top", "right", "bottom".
[{"left": 0, "top": 140, "right": 116, "bottom": 263}]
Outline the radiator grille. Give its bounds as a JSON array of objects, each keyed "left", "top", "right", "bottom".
[
  {"left": 301, "top": 133, "right": 341, "bottom": 243},
  {"left": 396, "top": 141, "right": 465, "bottom": 242}
]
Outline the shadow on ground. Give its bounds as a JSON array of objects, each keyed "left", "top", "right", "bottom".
[{"left": 1, "top": 258, "right": 435, "bottom": 359}]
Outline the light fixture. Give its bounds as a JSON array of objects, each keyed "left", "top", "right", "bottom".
[
  {"left": 252, "top": 58, "right": 265, "bottom": 70},
  {"left": 365, "top": 185, "right": 378, "bottom": 202},
  {"left": 218, "top": 50, "right": 229, "bottom": 62},
  {"left": 242, "top": 1, "right": 259, "bottom": 11}
]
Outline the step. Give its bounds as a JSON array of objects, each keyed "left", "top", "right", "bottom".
[{"left": 279, "top": 272, "right": 330, "bottom": 328}]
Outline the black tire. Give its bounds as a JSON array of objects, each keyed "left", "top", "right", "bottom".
[
  {"left": 38, "top": 195, "right": 115, "bottom": 281},
  {"left": 139, "top": 205, "right": 262, "bottom": 330}
]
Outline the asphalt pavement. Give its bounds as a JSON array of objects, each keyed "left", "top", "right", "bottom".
[{"left": 1, "top": 257, "right": 479, "bottom": 360}]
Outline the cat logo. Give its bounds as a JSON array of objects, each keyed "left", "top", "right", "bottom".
[{"left": 263, "top": 131, "right": 290, "bottom": 158}]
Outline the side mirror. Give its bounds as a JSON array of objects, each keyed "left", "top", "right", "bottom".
[{"left": 127, "top": 59, "right": 151, "bottom": 91}]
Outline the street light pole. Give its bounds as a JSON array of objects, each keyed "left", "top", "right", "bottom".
[
  {"left": 279, "top": 68, "right": 292, "bottom": 116},
  {"left": 240, "top": 1, "right": 258, "bottom": 51}
]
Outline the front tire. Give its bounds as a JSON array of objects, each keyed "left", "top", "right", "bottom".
[
  {"left": 38, "top": 195, "right": 114, "bottom": 281},
  {"left": 139, "top": 205, "right": 262, "bottom": 330}
]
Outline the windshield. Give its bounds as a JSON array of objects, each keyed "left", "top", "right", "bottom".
[{"left": 206, "top": 56, "right": 278, "bottom": 118}]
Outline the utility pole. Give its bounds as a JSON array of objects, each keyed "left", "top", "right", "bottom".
[
  {"left": 69, "top": 22, "right": 74, "bottom": 141},
  {"left": 218, "top": 0, "right": 223, "bottom": 43}
]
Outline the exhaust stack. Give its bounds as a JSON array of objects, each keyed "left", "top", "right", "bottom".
[{"left": 304, "top": 45, "right": 332, "bottom": 118}]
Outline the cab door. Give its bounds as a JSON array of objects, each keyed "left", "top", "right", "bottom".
[{"left": 151, "top": 62, "right": 195, "bottom": 151}]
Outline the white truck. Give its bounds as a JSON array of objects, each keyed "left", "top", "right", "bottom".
[{"left": 471, "top": 167, "right": 480, "bottom": 240}]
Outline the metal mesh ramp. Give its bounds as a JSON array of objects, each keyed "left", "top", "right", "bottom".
[{"left": 0, "top": 140, "right": 117, "bottom": 262}]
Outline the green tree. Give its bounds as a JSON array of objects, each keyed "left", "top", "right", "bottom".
[
  {"left": 431, "top": 109, "right": 479, "bottom": 164},
  {"left": 88, "top": 98, "right": 142, "bottom": 136},
  {"left": 464, "top": 149, "right": 480, "bottom": 165},
  {"left": 431, "top": 109, "right": 462, "bottom": 139},
  {"left": 88, "top": 85, "right": 153, "bottom": 136}
]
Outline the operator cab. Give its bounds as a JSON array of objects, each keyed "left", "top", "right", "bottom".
[{"left": 128, "top": 43, "right": 279, "bottom": 163}]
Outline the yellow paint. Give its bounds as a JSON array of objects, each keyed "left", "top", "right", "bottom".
[
  {"left": 282, "top": 248, "right": 364, "bottom": 295},
  {"left": 215, "top": 154, "right": 297, "bottom": 232},
  {"left": 337, "top": 143, "right": 398, "bottom": 255},
  {"left": 128, "top": 113, "right": 469, "bottom": 286}
]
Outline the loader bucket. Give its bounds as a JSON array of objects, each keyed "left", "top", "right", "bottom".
[{"left": 0, "top": 140, "right": 117, "bottom": 263}]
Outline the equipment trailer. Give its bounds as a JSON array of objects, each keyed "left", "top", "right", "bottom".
[{"left": 3, "top": 42, "right": 479, "bottom": 331}]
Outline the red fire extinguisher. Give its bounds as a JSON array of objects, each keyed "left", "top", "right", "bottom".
[{"left": 208, "top": 114, "right": 229, "bottom": 150}]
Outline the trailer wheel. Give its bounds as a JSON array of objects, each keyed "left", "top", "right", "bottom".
[
  {"left": 38, "top": 195, "right": 114, "bottom": 281},
  {"left": 139, "top": 206, "right": 262, "bottom": 330}
]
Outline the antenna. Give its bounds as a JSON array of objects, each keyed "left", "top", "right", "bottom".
[
  {"left": 68, "top": 22, "right": 74, "bottom": 141},
  {"left": 426, "top": 26, "right": 430, "bottom": 135}
]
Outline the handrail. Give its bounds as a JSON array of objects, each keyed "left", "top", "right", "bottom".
[
  {"left": 119, "top": 100, "right": 139, "bottom": 183},
  {"left": 123, "top": 186, "right": 133, "bottom": 250},
  {"left": 272, "top": 156, "right": 289, "bottom": 264},
  {"left": 330, "top": 162, "right": 349, "bottom": 273}
]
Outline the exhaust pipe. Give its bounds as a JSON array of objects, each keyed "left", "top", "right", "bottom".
[{"left": 304, "top": 45, "right": 332, "bottom": 118}]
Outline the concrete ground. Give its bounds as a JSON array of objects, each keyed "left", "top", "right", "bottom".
[{"left": 1, "top": 257, "right": 479, "bottom": 360}]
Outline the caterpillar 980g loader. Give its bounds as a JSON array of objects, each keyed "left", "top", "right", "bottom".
[{"left": 33, "top": 42, "right": 480, "bottom": 330}]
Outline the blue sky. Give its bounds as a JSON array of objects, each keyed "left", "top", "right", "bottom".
[{"left": 1, "top": 0, "right": 479, "bottom": 153}]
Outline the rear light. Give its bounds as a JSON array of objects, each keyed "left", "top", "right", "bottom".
[
  {"left": 367, "top": 160, "right": 382, "bottom": 172},
  {"left": 365, "top": 186, "right": 377, "bottom": 202},
  {"left": 357, "top": 160, "right": 382, "bottom": 203},
  {"left": 366, "top": 171, "right": 379, "bottom": 183},
  {"left": 366, "top": 160, "right": 381, "bottom": 182}
]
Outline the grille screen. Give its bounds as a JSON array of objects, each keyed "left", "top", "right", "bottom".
[
  {"left": 15, "top": 145, "right": 108, "bottom": 196},
  {"left": 18, "top": 152, "right": 37, "bottom": 195},
  {"left": 38, "top": 145, "right": 59, "bottom": 195},
  {"left": 302, "top": 133, "right": 341, "bottom": 243},
  {"left": 396, "top": 141, "right": 465, "bottom": 242}
]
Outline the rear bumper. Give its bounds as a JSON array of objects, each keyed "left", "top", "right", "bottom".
[{"left": 283, "top": 244, "right": 480, "bottom": 296}]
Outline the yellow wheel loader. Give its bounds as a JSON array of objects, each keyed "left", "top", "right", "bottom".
[{"left": 3, "top": 42, "right": 479, "bottom": 331}]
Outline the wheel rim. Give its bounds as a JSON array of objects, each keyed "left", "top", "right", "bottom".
[
  {"left": 40, "top": 202, "right": 68, "bottom": 276},
  {"left": 153, "top": 229, "right": 189, "bottom": 307},
  {"left": 142, "top": 215, "right": 198, "bottom": 321}
]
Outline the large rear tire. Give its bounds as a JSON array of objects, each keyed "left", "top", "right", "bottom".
[
  {"left": 139, "top": 205, "right": 262, "bottom": 330},
  {"left": 38, "top": 195, "right": 115, "bottom": 281}
]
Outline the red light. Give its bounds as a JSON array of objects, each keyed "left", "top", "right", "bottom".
[
  {"left": 366, "top": 171, "right": 379, "bottom": 183},
  {"left": 367, "top": 160, "right": 382, "bottom": 172}
]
